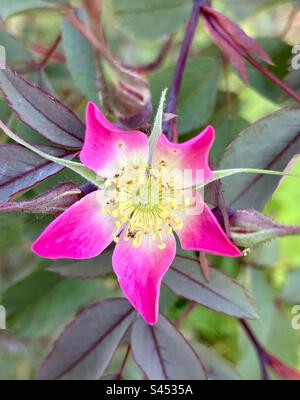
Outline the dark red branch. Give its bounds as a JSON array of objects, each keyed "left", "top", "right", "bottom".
[
  {"left": 17, "top": 34, "right": 62, "bottom": 74},
  {"left": 126, "top": 35, "right": 174, "bottom": 74},
  {"left": 164, "top": 0, "right": 209, "bottom": 142},
  {"left": 175, "top": 302, "right": 197, "bottom": 328},
  {"left": 116, "top": 345, "right": 131, "bottom": 380},
  {"left": 240, "top": 320, "right": 270, "bottom": 380},
  {"left": 244, "top": 53, "right": 300, "bottom": 104}
]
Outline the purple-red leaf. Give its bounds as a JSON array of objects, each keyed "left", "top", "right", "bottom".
[
  {"left": 203, "top": 13, "right": 249, "bottom": 82},
  {"left": 204, "top": 6, "right": 272, "bottom": 63},
  {"left": 165, "top": 256, "right": 257, "bottom": 319},
  {"left": 0, "top": 144, "right": 77, "bottom": 201},
  {"left": 202, "top": 5, "right": 273, "bottom": 81},
  {"left": 131, "top": 314, "right": 207, "bottom": 380},
  {"left": 48, "top": 249, "right": 114, "bottom": 278},
  {"left": 219, "top": 108, "right": 300, "bottom": 211},
  {"left": 0, "top": 182, "right": 82, "bottom": 216},
  {"left": 38, "top": 299, "right": 135, "bottom": 380},
  {"left": 0, "top": 69, "right": 84, "bottom": 148},
  {"left": 229, "top": 209, "right": 300, "bottom": 248}
]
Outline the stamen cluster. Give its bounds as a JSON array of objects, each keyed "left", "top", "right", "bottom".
[{"left": 102, "top": 162, "right": 191, "bottom": 249}]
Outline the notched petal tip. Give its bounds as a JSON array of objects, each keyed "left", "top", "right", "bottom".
[
  {"left": 85, "top": 101, "right": 116, "bottom": 132},
  {"left": 81, "top": 102, "right": 149, "bottom": 176},
  {"left": 152, "top": 125, "right": 215, "bottom": 185}
]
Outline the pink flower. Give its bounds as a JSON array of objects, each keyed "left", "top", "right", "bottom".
[{"left": 32, "top": 102, "right": 242, "bottom": 325}]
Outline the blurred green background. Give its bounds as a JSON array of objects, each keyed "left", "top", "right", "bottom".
[{"left": 0, "top": 0, "right": 300, "bottom": 379}]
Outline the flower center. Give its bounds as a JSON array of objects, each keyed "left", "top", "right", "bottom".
[{"left": 102, "top": 163, "right": 190, "bottom": 249}]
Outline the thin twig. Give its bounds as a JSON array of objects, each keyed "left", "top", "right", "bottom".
[
  {"left": 126, "top": 35, "right": 174, "bottom": 74},
  {"left": 240, "top": 320, "right": 270, "bottom": 380},
  {"left": 116, "top": 345, "right": 131, "bottom": 380},
  {"left": 17, "top": 34, "right": 62, "bottom": 74},
  {"left": 175, "top": 302, "right": 197, "bottom": 328},
  {"left": 65, "top": 10, "right": 146, "bottom": 87},
  {"left": 164, "top": 0, "right": 209, "bottom": 142},
  {"left": 199, "top": 252, "right": 210, "bottom": 281},
  {"left": 245, "top": 53, "right": 300, "bottom": 104},
  {"left": 81, "top": 0, "right": 104, "bottom": 40},
  {"left": 211, "top": 178, "right": 232, "bottom": 237},
  {"left": 31, "top": 42, "right": 65, "bottom": 63}
]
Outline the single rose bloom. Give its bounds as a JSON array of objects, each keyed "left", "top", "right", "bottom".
[{"left": 32, "top": 102, "right": 242, "bottom": 325}]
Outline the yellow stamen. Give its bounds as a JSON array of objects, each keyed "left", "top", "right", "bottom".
[{"left": 102, "top": 163, "right": 190, "bottom": 249}]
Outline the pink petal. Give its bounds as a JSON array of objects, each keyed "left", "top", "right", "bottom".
[
  {"left": 175, "top": 192, "right": 242, "bottom": 257},
  {"left": 80, "top": 102, "right": 149, "bottom": 177},
  {"left": 32, "top": 191, "right": 115, "bottom": 259},
  {"left": 152, "top": 126, "right": 214, "bottom": 187},
  {"left": 112, "top": 231, "right": 176, "bottom": 325}
]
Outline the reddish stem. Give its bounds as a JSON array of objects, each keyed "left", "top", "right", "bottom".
[
  {"left": 244, "top": 53, "right": 300, "bottom": 104},
  {"left": 126, "top": 35, "right": 174, "bottom": 74},
  {"left": 164, "top": 0, "right": 209, "bottom": 142},
  {"left": 31, "top": 43, "right": 65, "bottom": 63},
  {"left": 81, "top": 0, "right": 106, "bottom": 44},
  {"left": 116, "top": 345, "right": 131, "bottom": 380},
  {"left": 240, "top": 320, "right": 270, "bottom": 380},
  {"left": 17, "top": 34, "right": 62, "bottom": 74},
  {"left": 175, "top": 302, "right": 197, "bottom": 328}
]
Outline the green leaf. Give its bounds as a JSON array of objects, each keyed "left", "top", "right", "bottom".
[
  {"left": 112, "top": 0, "right": 191, "bottom": 40},
  {"left": 0, "top": 0, "right": 67, "bottom": 19},
  {"left": 247, "top": 38, "right": 292, "bottom": 103},
  {"left": 2, "top": 269, "right": 111, "bottom": 337},
  {"left": 245, "top": 241, "right": 279, "bottom": 268},
  {"left": 219, "top": 108, "right": 300, "bottom": 211},
  {"left": 150, "top": 58, "right": 220, "bottom": 134},
  {"left": 281, "top": 269, "right": 300, "bottom": 304},
  {"left": 0, "top": 30, "right": 33, "bottom": 67},
  {"left": 149, "top": 88, "right": 167, "bottom": 155},
  {"left": 62, "top": 14, "right": 100, "bottom": 104},
  {"left": 209, "top": 92, "right": 248, "bottom": 165},
  {"left": 0, "top": 213, "right": 25, "bottom": 254},
  {"left": 195, "top": 343, "right": 240, "bottom": 380},
  {"left": 222, "top": 0, "right": 291, "bottom": 19}
]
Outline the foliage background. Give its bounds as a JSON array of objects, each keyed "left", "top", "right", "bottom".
[{"left": 0, "top": 0, "right": 300, "bottom": 379}]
